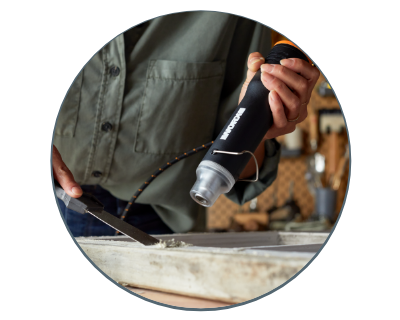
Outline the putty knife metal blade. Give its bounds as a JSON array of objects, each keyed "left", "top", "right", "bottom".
[
  {"left": 54, "top": 182, "right": 160, "bottom": 246},
  {"left": 85, "top": 209, "right": 160, "bottom": 246}
]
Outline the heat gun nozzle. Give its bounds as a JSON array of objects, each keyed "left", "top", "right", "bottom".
[
  {"left": 194, "top": 194, "right": 208, "bottom": 205},
  {"left": 190, "top": 160, "right": 235, "bottom": 207}
]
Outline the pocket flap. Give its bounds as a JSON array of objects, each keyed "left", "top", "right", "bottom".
[{"left": 148, "top": 60, "right": 224, "bottom": 80}]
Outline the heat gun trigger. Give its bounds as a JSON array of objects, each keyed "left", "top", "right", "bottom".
[{"left": 211, "top": 150, "right": 259, "bottom": 182}]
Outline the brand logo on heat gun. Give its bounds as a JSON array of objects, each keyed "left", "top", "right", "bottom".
[{"left": 220, "top": 108, "right": 246, "bottom": 140}]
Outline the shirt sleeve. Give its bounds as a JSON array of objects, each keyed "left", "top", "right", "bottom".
[{"left": 215, "top": 18, "right": 280, "bottom": 205}]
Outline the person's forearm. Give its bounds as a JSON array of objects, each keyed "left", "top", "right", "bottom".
[{"left": 239, "top": 138, "right": 266, "bottom": 179}]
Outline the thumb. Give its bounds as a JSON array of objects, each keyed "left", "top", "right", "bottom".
[
  {"left": 238, "top": 52, "right": 265, "bottom": 103},
  {"left": 52, "top": 145, "right": 83, "bottom": 198}
]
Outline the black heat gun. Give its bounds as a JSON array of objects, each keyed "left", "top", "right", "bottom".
[{"left": 190, "top": 41, "right": 312, "bottom": 207}]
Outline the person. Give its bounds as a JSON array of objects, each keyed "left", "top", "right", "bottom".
[{"left": 52, "top": 11, "right": 320, "bottom": 237}]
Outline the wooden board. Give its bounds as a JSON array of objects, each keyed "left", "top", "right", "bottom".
[
  {"left": 127, "top": 287, "right": 233, "bottom": 308},
  {"left": 77, "top": 231, "right": 329, "bottom": 304}
]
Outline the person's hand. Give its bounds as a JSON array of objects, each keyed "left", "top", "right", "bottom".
[
  {"left": 238, "top": 52, "right": 319, "bottom": 179},
  {"left": 239, "top": 52, "right": 320, "bottom": 138},
  {"left": 52, "top": 145, "right": 82, "bottom": 198}
]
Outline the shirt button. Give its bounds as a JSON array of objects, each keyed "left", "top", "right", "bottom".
[
  {"left": 110, "top": 66, "right": 120, "bottom": 77},
  {"left": 92, "top": 171, "right": 102, "bottom": 178},
  {"left": 101, "top": 122, "right": 113, "bottom": 132}
]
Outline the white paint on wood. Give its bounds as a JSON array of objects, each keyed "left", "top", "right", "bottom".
[{"left": 77, "top": 231, "right": 329, "bottom": 303}]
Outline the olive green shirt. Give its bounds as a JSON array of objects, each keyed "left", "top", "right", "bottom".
[{"left": 54, "top": 12, "right": 281, "bottom": 233}]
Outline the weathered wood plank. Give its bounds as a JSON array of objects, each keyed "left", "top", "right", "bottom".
[
  {"left": 277, "top": 232, "right": 329, "bottom": 245},
  {"left": 77, "top": 231, "right": 329, "bottom": 303},
  {"left": 89, "top": 231, "right": 328, "bottom": 248}
]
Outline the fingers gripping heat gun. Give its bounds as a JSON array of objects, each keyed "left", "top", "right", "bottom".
[{"left": 190, "top": 41, "right": 311, "bottom": 207}]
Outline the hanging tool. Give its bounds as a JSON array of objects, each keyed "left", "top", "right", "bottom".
[
  {"left": 331, "top": 145, "right": 349, "bottom": 190},
  {"left": 54, "top": 181, "right": 160, "bottom": 246},
  {"left": 190, "top": 41, "right": 313, "bottom": 207},
  {"left": 314, "top": 152, "right": 326, "bottom": 187},
  {"left": 249, "top": 197, "right": 258, "bottom": 212},
  {"left": 233, "top": 197, "right": 269, "bottom": 231},
  {"left": 265, "top": 180, "right": 279, "bottom": 214},
  {"left": 319, "top": 109, "right": 345, "bottom": 185},
  {"left": 269, "top": 181, "right": 300, "bottom": 222},
  {"left": 282, "top": 125, "right": 303, "bottom": 157},
  {"left": 306, "top": 105, "right": 325, "bottom": 192},
  {"left": 318, "top": 81, "right": 335, "bottom": 97}
]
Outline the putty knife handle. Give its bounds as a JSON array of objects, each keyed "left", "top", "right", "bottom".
[
  {"left": 53, "top": 180, "right": 104, "bottom": 214},
  {"left": 54, "top": 180, "right": 69, "bottom": 203}
]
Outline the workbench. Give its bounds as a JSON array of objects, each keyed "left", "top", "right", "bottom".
[{"left": 77, "top": 231, "right": 329, "bottom": 308}]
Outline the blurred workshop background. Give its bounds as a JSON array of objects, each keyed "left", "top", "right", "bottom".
[{"left": 206, "top": 31, "right": 349, "bottom": 233}]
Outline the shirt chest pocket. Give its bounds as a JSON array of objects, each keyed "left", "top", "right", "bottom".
[{"left": 135, "top": 60, "right": 225, "bottom": 155}]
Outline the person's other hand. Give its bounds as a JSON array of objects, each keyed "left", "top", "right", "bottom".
[
  {"left": 239, "top": 52, "right": 320, "bottom": 139},
  {"left": 52, "top": 145, "right": 82, "bottom": 198}
]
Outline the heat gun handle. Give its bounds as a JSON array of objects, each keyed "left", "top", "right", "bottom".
[{"left": 203, "top": 42, "right": 311, "bottom": 180}]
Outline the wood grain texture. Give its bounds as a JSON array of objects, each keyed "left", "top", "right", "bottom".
[{"left": 77, "top": 232, "right": 328, "bottom": 303}]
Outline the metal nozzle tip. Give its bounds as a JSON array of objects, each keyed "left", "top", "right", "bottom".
[
  {"left": 190, "top": 160, "right": 235, "bottom": 208},
  {"left": 194, "top": 194, "right": 209, "bottom": 206}
]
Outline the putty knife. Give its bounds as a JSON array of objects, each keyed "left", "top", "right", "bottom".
[{"left": 54, "top": 182, "right": 160, "bottom": 246}]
